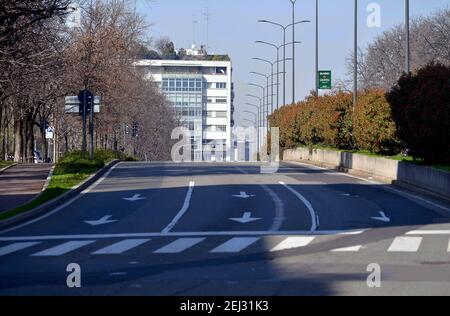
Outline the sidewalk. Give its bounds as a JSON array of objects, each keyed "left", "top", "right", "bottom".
[{"left": 0, "top": 164, "right": 53, "bottom": 213}]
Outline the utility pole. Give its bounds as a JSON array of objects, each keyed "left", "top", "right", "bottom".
[{"left": 204, "top": 7, "right": 210, "bottom": 53}]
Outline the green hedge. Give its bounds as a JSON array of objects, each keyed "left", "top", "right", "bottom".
[
  {"left": 387, "top": 63, "right": 450, "bottom": 165},
  {"left": 269, "top": 90, "right": 400, "bottom": 155},
  {"left": 55, "top": 150, "right": 127, "bottom": 175}
]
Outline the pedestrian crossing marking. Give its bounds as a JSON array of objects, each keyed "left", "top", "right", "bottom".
[
  {"left": 32, "top": 240, "right": 95, "bottom": 257},
  {"left": 92, "top": 239, "right": 150, "bottom": 255},
  {"left": 388, "top": 237, "right": 423, "bottom": 252},
  {"left": 271, "top": 237, "right": 315, "bottom": 252},
  {"left": 210, "top": 237, "right": 260, "bottom": 253},
  {"left": 331, "top": 245, "right": 362, "bottom": 252},
  {"left": 0, "top": 242, "right": 40, "bottom": 257},
  {"left": 0, "top": 235, "right": 447, "bottom": 258},
  {"left": 154, "top": 238, "right": 205, "bottom": 254}
]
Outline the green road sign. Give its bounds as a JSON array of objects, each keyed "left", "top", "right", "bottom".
[{"left": 318, "top": 71, "right": 332, "bottom": 90}]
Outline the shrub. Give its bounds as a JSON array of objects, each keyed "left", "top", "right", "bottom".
[
  {"left": 55, "top": 149, "right": 126, "bottom": 175},
  {"left": 386, "top": 63, "right": 450, "bottom": 164},
  {"left": 353, "top": 90, "right": 401, "bottom": 155}
]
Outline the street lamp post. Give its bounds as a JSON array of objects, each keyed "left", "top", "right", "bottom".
[
  {"left": 245, "top": 103, "right": 261, "bottom": 154},
  {"left": 291, "top": 0, "right": 297, "bottom": 104},
  {"left": 255, "top": 41, "right": 300, "bottom": 109},
  {"left": 258, "top": 20, "right": 310, "bottom": 106},
  {"left": 250, "top": 72, "right": 270, "bottom": 131},
  {"left": 252, "top": 58, "right": 274, "bottom": 113},
  {"left": 247, "top": 83, "right": 266, "bottom": 130},
  {"left": 353, "top": 0, "right": 358, "bottom": 109},
  {"left": 315, "top": 0, "right": 319, "bottom": 95},
  {"left": 405, "top": 0, "right": 410, "bottom": 73}
]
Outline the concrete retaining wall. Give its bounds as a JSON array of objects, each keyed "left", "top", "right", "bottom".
[{"left": 284, "top": 147, "right": 450, "bottom": 201}]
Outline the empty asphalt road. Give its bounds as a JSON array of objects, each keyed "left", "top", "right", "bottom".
[{"left": 0, "top": 161, "right": 450, "bottom": 296}]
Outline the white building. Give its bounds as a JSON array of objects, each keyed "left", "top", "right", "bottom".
[{"left": 135, "top": 58, "right": 235, "bottom": 161}]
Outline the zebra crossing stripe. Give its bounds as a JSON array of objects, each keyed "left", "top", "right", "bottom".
[
  {"left": 447, "top": 238, "right": 450, "bottom": 252},
  {"left": 388, "top": 237, "right": 423, "bottom": 252},
  {"left": 331, "top": 245, "right": 362, "bottom": 252},
  {"left": 32, "top": 240, "right": 95, "bottom": 257},
  {"left": 210, "top": 237, "right": 260, "bottom": 253},
  {"left": 154, "top": 238, "right": 205, "bottom": 254},
  {"left": 92, "top": 239, "right": 150, "bottom": 255},
  {"left": 271, "top": 237, "right": 315, "bottom": 252},
  {"left": 0, "top": 242, "right": 40, "bottom": 257}
]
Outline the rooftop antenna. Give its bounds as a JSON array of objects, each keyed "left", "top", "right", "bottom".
[
  {"left": 193, "top": 16, "right": 198, "bottom": 48},
  {"left": 203, "top": 7, "right": 210, "bottom": 53}
]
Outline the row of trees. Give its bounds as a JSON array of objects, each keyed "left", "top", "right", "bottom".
[
  {"left": 0, "top": 0, "right": 176, "bottom": 163},
  {"left": 269, "top": 63, "right": 450, "bottom": 165},
  {"left": 338, "top": 8, "right": 449, "bottom": 92}
]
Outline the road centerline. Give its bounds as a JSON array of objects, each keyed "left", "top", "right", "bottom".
[
  {"left": 279, "top": 181, "right": 318, "bottom": 233},
  {"left": 161, "top": 181, "right": 195, "bottom": 234}
]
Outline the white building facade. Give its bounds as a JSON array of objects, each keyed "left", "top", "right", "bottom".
[{"left": 135, "top": 59, "right": 234, "bottom": 162}]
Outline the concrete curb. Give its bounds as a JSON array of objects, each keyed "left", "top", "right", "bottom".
[
  {"left": 0, "top": 163, "right": 18, "bottom": 174},
  {"left": 0, "top": 159, "right": 120, "bottom": 230}
]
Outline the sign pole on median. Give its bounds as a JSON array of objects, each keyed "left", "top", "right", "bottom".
[{"left": 78, "top": 90, "right": 94, "bottom": 159}]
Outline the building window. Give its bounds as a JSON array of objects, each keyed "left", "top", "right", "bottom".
[
  {"left": 216, "top": 67, "right": 227, "bottom": 75},
  {"left": 216, "top": 125, "right": 227, "bottom": 132},
  {"left": 215, "top": 98, "right": 227, "bottom": 103},
  {"left": 216, "top": 83, "right": 227, "bottom": 89}
]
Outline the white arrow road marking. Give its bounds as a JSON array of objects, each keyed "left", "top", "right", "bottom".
[
  {"left": 85, "top": 215, "right": 117, "bottom": 226},
  {"left": 371, "top": 211, "right": 391, "bottom": 223},
  {"left": 232, "top": 191, "right": 255, "bottom": 199},
  {"left": 230, "top": 212, "right": 261, "bottom": 224},
  {"left": 123, "top": 194, "right": 146, "bottom": 202}
]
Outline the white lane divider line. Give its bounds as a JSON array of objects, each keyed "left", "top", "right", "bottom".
[
  {"left": 0, "top": 242, "right": 40, "bottom": 257},
  {"left": 92, "top": 239, "right": 150, "bottom": 255},
  {"left": 161, "top": 181, "right": 195, "bottom": 234},
  {"left": 271, "top": 237, "right": 315, "bottom": 252},
  {"left": 331, "top": 245, "right": 362, "bottom": 252},
  {"left": 154, "top": 238, "right": 205, "bottom": 254},
  {"left": 279, "top": 181, "right": 318, "bottom": 233},
  {"left": 32, "top": 240, "right": 95, "bottom": 257},
  {"left": 388, "top": 237, "right": 423, "bottom": 252},
  {"left": 210, "top": 237, "right": 260, "bottom": 253}
]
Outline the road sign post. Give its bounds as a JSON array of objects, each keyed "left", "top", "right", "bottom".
[
  {"left": 78, "top": 90, "right": 94, "bottom": 159},
  {"left": 65, "top": 93, "right": 101, "bottom": 160},
  {"left": 318, "top": 70, "right": 332, "bottom": 90}
]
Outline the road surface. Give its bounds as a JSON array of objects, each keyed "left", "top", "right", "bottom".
[{"left": 0, "top": 161, "right": 450, "bottom": 296}]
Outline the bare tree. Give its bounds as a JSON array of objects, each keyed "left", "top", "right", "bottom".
[{"left": 345, "top": 8, "right": 450, "bottom": 91}]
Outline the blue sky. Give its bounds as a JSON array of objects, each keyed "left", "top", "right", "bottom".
[{"left": 136, "top": 0, "right": 449, "bottom": 126}]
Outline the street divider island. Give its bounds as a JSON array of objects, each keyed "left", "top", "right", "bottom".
[{"left": 0, "top": 150, "right": 136, "bottom": 229}]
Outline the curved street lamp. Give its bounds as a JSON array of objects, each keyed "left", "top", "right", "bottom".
[
  {"left": 255, "top": 41, "right": 300, "bottom": 109},
  {"left": 258, "top": 19, "right": 310, "bottom": 105}
]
